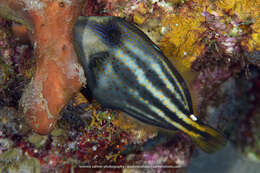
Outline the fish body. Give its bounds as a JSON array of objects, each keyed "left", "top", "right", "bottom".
[{"left": 73, "top": 16, "right": 226, "bottom": 152}]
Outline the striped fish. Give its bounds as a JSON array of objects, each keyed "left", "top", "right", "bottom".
[{"left": 73, "top": 16, "right": 226, "bottom": 152}]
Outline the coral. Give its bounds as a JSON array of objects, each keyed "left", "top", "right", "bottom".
[
  {"left": 215, "top": 0, "right": 260, "bottom": 21},
  {"left": 23, "top": 0, "right": 46, "bottom": 11},
  {"left": 123, "top": 134, "right": 192, "bottom": 173},
  {"left": 0, "top": 148, "right": 41, "bottom": 173},
  {"left": 0, "top": 19, "right": 34, "bottom": 107},
  {"left": 0, "top": 107, "right": 26, "bottom": 136},
  {"left": 86, "top": 0, "right": 177, "bottom": 45},
  {"left": 2, "top": 0, "right": 258, "bottom": 136},
  {"left": 155, "top": 0, "right": 260, "bottom": 115},
  {"left": 0, "top": 138, "right": 13, "bottom": 155},
  {"left": 0, "top": 0, "right": 86, "bottom": 134},
  {"left": 2, "top": 0, "right": 260, "bottom": 172},
  {"left": 191, "top": 65, "right": 260, "bottom": 163},
  {"left": 247, "top": 17, "right": 260, "bottom": 51},
  {"left": 0, "top": 91, "right": 192, "bottom": 172},
  {"left": 0, "top": 1, "right": 194, "bottom": 171},
  {"left": 160, "top": 7, "right": 205, "bottom": 72},
  {"left": 204, "top": 0, "right": 260, "bottom": 63}
]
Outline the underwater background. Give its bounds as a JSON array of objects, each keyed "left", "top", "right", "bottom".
[{"left": 0, "top": 0, "right": 260, "bottom": 172}]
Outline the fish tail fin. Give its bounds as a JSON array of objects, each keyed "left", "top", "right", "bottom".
[{"left": 190, "top": 125, "right": 227, "bottom": 153}]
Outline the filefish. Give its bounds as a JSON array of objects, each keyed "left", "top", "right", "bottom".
[{"left": 73, "top": 16, "right": 226, "bottom": 152}]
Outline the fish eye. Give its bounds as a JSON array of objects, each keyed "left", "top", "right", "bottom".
[{"left": 101, "top": 22, "right": 121, "bottom": 46}]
